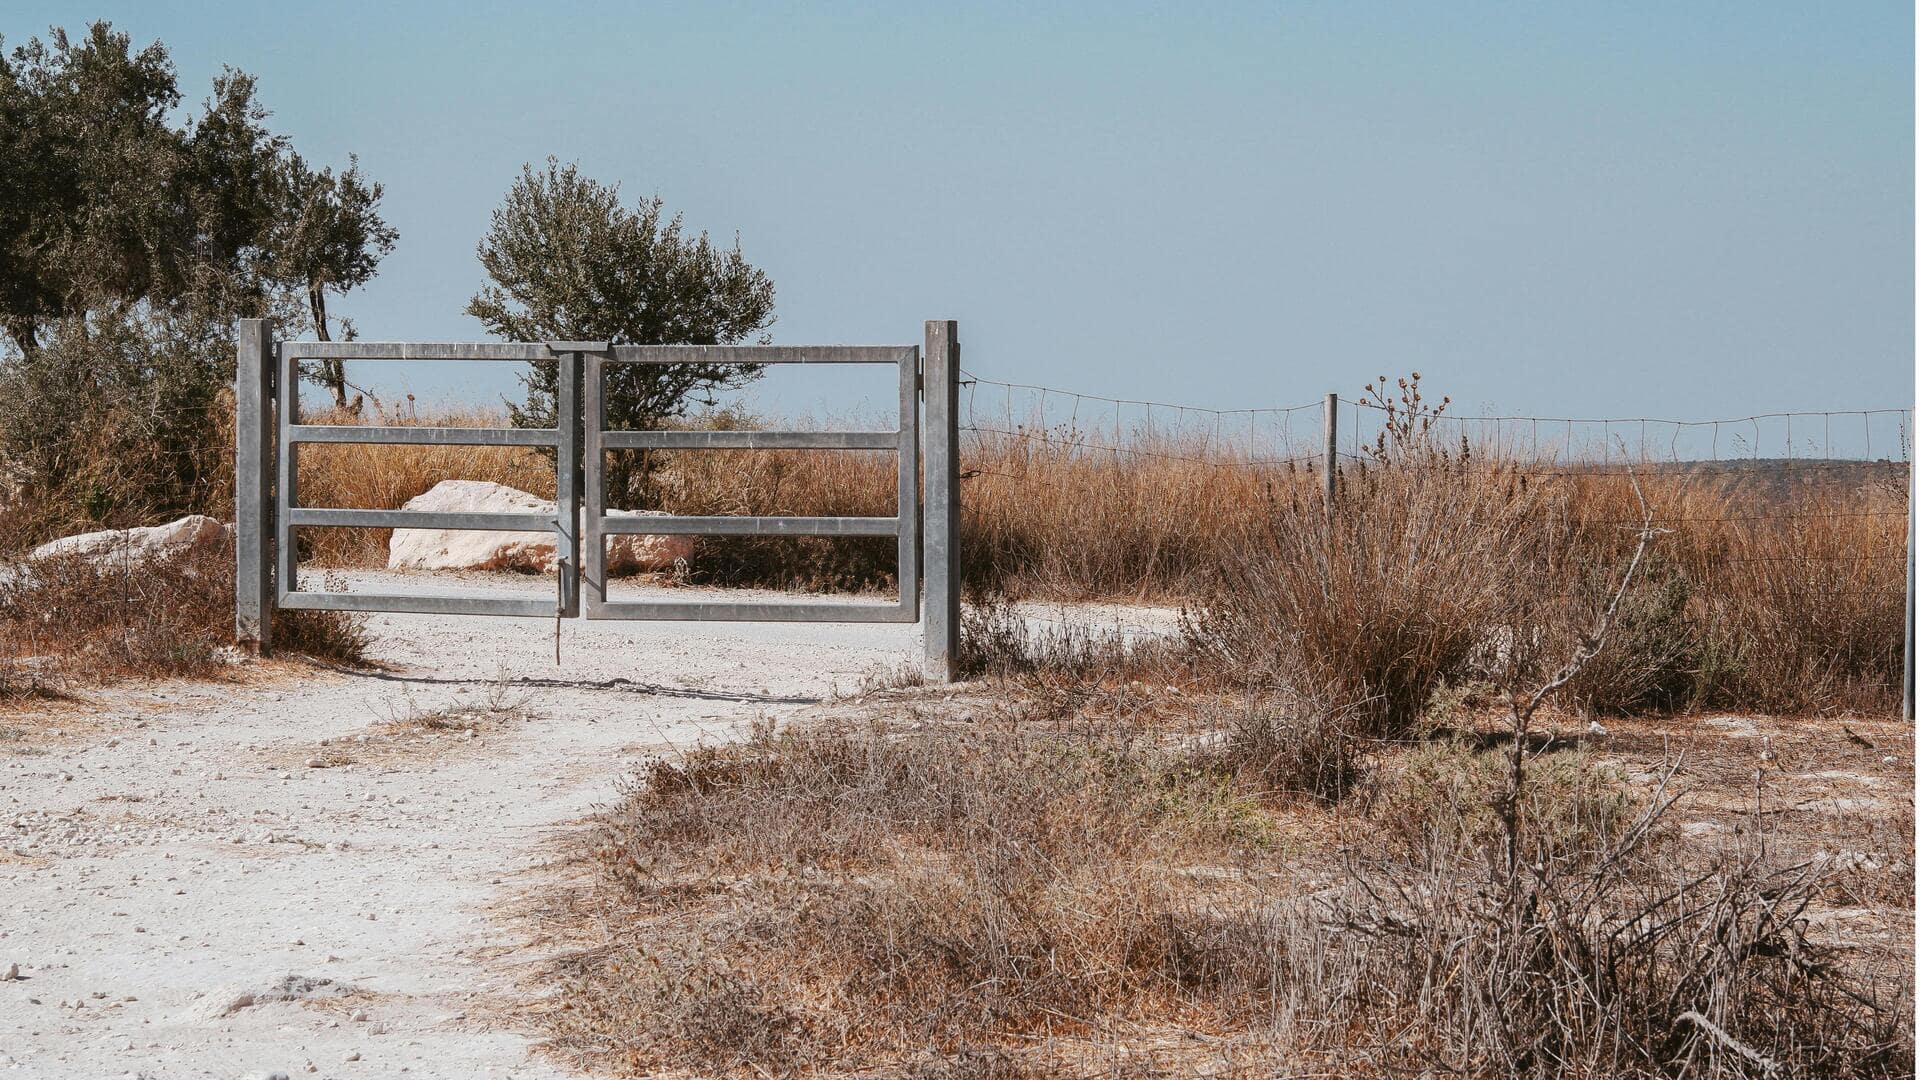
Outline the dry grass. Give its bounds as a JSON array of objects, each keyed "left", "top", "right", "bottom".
[
  {"left": 273, "top": 396, "right": 1905, "bottom": 715},
  {"left": 0, "top": 536, "right": 368, "bottom": 699},
  {"left": 538, "top": 696, "right": 1912, "bottom": 1078},
  {"left": 4, "top": 386, "right": 1874, "bottom": 709}
]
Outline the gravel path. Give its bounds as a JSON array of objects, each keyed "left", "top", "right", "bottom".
[{"left": 1, "top": 573, "right": 944, "bottom": 1078}]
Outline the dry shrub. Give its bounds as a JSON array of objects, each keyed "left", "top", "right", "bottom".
[
  {"left": 549, "top": 716, "right": 1272, "bottom": 1075},
  {"left": 1212, "top": 690, "right": 1370, "bottom": 805},
  {"left": 1313, "top": 787, "right": 1912, "bottom": 1068},
  {"left": 0, "top": 536, "right": 366, "bottom": 697},
  {"left": 548, "top": 711, "right": 1910, "bottom": 1077},
  {"left": 1193, "top": 453, "right": 1554, "bottom": 739},
  {"left": 1172, "top": 457, "right": 1907, "bottom": 723},
  {"left": 1526, "top": 468, "right": 1908, "bottom": 716}
]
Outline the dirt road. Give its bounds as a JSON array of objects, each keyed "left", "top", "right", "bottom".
[{"left": 2, "top": 574, "right": 935, "bottom": 1078}]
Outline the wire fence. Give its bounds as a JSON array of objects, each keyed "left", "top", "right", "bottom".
[
  {"left": 960, "top": 371, "right": 1913, "bottom": 472},
  {"left": 958, "top": 374, "right": 1912, "bottom": 525},
  {"left": 954, "top": 369, "right": 1916, "bottom": 717}
]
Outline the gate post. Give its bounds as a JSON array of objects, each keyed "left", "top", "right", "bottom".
[
  {"left": 555, "top": 350, "right": 582, "bottom": 617},
  {"left": 924, "top": 320, "right": 961, "bottom": 681},
  {"left": 235, "top": 318, "right": 276, "bottom": 654}
]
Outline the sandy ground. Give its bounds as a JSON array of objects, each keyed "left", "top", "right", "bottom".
[{"left": 3, "top": 572, "right": 1123, "bottom": 1079}]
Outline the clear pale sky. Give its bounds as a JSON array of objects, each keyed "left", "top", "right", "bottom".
[{"left": 10, "top": 2, "right": 1915, "bottom": 433}]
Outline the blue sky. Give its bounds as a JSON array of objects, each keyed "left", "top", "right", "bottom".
[{"left": 10, "top": 2, "right": 1914, "bottom": 441}]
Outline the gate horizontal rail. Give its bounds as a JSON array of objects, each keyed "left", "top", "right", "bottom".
[
  {"left": 603, "top": 430, "right": 895, "bottom": 450},
  {"left": 284, "top": 508, "right": 553, "bottom": 531},
  {"left": 600, "top": 515, "right": 900, "bottom": 537},
  {"left": 287, "top": 425, "right": 559, "bottom": 447}
]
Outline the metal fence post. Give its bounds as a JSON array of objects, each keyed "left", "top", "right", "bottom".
[
  {"left": 555, "top": 350, "right": 582, "bottom": 617},
  {"left": 924, "top": 320, "right": 961, "bottom": 681},
  {"left": 234, "top": 318, "right": 275, "bottom": 653},
  {"left": 1322, "top": 392, "right": 1339, "bottom": 520},
  {"left": 582, "top": 351, "right": 607, "bottom": 617}
]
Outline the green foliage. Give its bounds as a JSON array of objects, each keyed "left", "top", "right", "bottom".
[
  {"left": 468, "top": 158, "right": 776, "bottom": 506},
  {"left": 0, "top": 25, "right": 288, "bottom": 350},
  {"left": 266, "top": 152, "right": 397, "bottom": 406},
  {"left": 0, "top": 307, "right": 235, "bottom": 536},
  {"left": 0, "top": 21, "right": 393, "bottom": 542},
  {"left": 1568, "top": 558, "right": 1702, "bottom": 714}
]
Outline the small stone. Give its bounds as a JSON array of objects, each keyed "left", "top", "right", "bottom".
[
  {"left": 351, "top": 1009, "right": 370, "bottom": 1022},
  {"left": 342, "top": 1050, "right": 360, "bottom": 1062}
]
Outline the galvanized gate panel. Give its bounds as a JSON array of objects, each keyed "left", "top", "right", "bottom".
[
  {"left": 273, "top": 341, "right": 577, "bottom": 619},
  {"left": 236, "top": 321, "right": 960, "bottom": 677},
  {"left": 581, "top": 344, "right": 921, "bottom": 623}
]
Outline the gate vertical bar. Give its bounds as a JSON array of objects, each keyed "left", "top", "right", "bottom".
[
  {"left": 555, "top": 351, "right": 582, "bottom": 617},
  {"left": 581, "top": 352, "right": 607, "bottom": 616},
  {"left": 234, "top": 319, "right": 275, "bottom": 653},
  {"left": 896, "top": 346, "right": 921, "bottom": 621},
  {"left": 1322, "top": 392, "right": 1339, "bottom": 521},
  {"left": 924, "top": 320, "right": 960, "bottom": 680},
  {"left": 275, "top": 340, "right": 300, "bottom": 603}
]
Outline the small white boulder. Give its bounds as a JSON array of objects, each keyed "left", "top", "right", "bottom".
[
  {"left": 31, "top": 514, "right": 230, "bottom": 567},
  {"left": 386, "top": 480, "right": 692, "bottom": 575}
]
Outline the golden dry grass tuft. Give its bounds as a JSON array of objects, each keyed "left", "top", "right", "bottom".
[{"left": 0, "top": 536, "right": 368, "bottom": 699}]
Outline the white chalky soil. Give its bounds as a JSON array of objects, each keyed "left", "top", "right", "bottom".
[{"left": 1, "top": 573, "right": 931, "bottom": 1078}]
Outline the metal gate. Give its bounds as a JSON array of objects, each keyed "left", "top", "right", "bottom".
[{"left": 233, "top": 320, "right": 962, "bottom": 678}]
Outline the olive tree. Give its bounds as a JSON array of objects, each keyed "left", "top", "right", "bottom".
[
  {"left": 0, "top": 22, "right": 394, "bottom": 535},
  {"left": 265, "top": 153, "right": 397, "bottom": 407},
  {"left": 467, "top": 158, "right": 776, "bottom": 505}
]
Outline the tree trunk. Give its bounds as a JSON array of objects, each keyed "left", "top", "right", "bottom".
[{"left": 309, "top": 282, "right": 350, "bottom": 409}]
